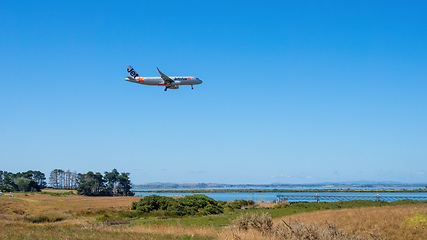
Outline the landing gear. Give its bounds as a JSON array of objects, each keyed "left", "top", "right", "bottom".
[
  {"left": 164, "top": 86, "right": 168, "bottom": 91},
  {"left": 191, "top": 85, "right": 193, "bottom": 90}
]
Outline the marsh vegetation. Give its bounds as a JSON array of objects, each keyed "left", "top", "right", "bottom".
[{"left": 1, "top": 190, "right": 426, "bottom": 239}]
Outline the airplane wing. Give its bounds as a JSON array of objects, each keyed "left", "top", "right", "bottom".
[{"left": 157, "top": 68, "right": 174, "bottom": 84}]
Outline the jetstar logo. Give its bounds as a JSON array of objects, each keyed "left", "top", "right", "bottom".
[
  {"left": 128, "top": 68, "right": 139, "bottom": 78},
  {"left": 174, "top": 77, "right": 191, "bottom": 80}
]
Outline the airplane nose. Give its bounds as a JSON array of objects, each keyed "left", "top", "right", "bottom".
[{"left": 198, "top": 79, "right": 203, "bottom": 84}]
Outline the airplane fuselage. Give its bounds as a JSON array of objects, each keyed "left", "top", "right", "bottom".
[
  {"left": 125, "top": 76, "right": 202, "bottom": 86},
  {"left": 125, "top": 65, "right": 202, "bottom": 91}
]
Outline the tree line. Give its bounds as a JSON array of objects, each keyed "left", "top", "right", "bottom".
[
  {"left": 49, "top": 169, "right": 78, "bottom": 189},
  {"left": 76, "top": 169, "right": 134, "bottom": 196},
  {"left": 1, "top": 169, "right": 133, "bottom": 196},
  {"left": 0, "top": 170, "right": 46, "bottom": 192}
]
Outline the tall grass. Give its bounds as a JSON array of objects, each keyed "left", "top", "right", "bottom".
[
  {"left": 228, "top": 212, "right": 378, "bottom": 239},
  {"left": 0, "top": 224, "right": 216, "bottom": 240},
  {"left": 23, "top": 211, "right": 67, "bottom": 223},
  {"left": 132, "top": 199, "right": 427, "bottom": 228},
  {"left": 275, "top": 204, "right": 427, "bottom": 240},
  {"left": 39, "top": 190, "right": 75, "bottom": 196},
  {"left": 2, "top": 191, "right": 427, "bottom": 239}
]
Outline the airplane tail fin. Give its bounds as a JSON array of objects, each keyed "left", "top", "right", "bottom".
[{"left": 126, "top": 65, "right": 139, "bottom": 78}]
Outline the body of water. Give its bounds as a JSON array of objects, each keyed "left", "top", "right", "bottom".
[{"left": 133, "top": 191, "right": 427, "bottom": 202}]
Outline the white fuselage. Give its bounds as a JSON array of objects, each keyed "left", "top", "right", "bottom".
[
  {"left": 125, "top": 76, "right": 202, "bottom": 86},
  {"left": 125, "top": 65, "right": 202, "bottom": 91}
]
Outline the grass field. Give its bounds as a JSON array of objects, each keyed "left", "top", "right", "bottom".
[{"left": 1, "top": 190, "right": 426, "bottom": 239}]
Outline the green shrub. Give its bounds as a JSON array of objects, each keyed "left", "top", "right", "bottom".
[
  {"left": 131, "top": 195, "right": 177, "bottom": 213},
  {"left": 226, "top": 199, "right": 255, "bottom": 210},
  {"left": 131, "top": 194, "right": 223, "bottom": 216}
]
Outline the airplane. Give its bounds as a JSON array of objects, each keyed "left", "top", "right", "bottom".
[{"left": 125, "top": 65, "right": 203, "bottom": 91}]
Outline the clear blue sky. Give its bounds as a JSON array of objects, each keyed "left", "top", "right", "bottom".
[{"left": 1, "top": 1, "right": 426, "bottom": 184}]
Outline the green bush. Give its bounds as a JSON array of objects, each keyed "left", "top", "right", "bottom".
[
  {"left": 131, "top": 195, "right": 177, "bottom": 213},
  {"left": 131, "top": 194, "right": 223, "bottom": 216}
]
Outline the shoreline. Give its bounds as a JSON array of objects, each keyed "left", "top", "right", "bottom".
[{"left": 132, "top": 188, "right": 427, "bottom": 193}]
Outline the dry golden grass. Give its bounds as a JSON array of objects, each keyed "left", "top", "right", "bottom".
[
  {"left": 275, "top": 204, "right": 427, "bottom": 240},
  {"left": 0, "top": 221, "right": 218, "bottom": 239},
  {"left": 1, "top": 191, "right": 427, "bottom": 239},
  {"left": 0, "top": 191, "right": 139, "bottom": 216},
  {"left": 41, "top": 188, "right": 77, "bottom": 194},
  {"left": 0, "top": 191, "right": 217, "bottom": 239}
]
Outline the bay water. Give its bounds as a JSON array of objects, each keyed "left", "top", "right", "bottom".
[{"left": 133, "top": 190, "right": 427, "bottom": 202}]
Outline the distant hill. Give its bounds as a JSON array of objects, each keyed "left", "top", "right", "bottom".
[{"left": 132, "top": 182, "right": 426, "bottom": 189}]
